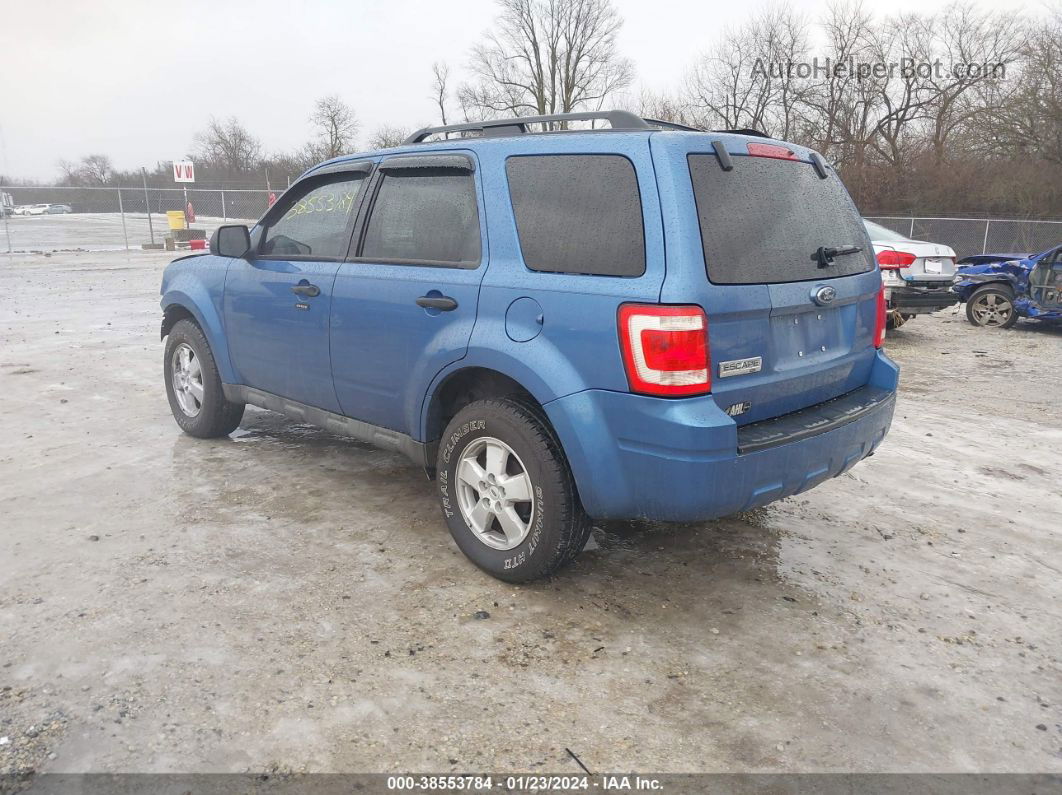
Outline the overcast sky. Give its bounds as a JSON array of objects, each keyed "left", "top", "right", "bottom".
[{"left": 0, "top": 0, "right": 1039, "bottom": 181}]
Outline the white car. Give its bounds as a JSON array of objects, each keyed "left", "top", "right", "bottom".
[
  {"left": 864, "top": 220, "right": 959, "bottom": 328},
  {"left": 26, "top": 204, "right": 52, "bottom": 216}
]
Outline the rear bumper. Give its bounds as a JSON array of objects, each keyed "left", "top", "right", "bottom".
[
  {"left": 545, "top": 350, "right": 898, "bottom": 522},
  {"left": 886, "top": 283, "right": 958, "bottom": 313}
]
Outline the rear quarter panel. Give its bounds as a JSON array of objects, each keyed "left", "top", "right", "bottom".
[{"left": 422, "top": 132, "right": 666, "bottom": 431}]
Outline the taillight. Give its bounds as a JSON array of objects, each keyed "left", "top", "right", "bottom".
[
  {"left": 874, "top": 284, "right": 887, "bottom": 348},
  {"left": 746, "top": 142, "right": 799, "bottom": 161},
  {"left": 618, "top": 304, "right": 710, "bottom": 397},
  {"left": 876, "top": 250, "right": 917, "bottom": 270}
]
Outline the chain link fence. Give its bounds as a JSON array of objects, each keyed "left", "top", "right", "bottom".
[
  {"left": 3, "top": 187, "right": 1061, "bottom": 260},
  {"left": 0, "top": 185, "right": 277, "bottom": 253},
  {"left": 865, "top": 216, "right": 1062, "bottom": 260}
]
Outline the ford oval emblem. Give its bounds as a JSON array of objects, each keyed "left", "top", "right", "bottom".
[{"left": 812, "top": 285, "right": 837, "bottom": 306}]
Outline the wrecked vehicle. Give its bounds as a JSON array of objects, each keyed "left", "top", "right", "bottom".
[
  {"left": 953, "top": 244, "right": 1062, "bottom": 328},
  {"left": 863, "top": 220, "right": 958, "bottom": 329}
]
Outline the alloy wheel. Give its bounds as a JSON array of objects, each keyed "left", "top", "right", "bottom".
[
  {"left": 455, "top": 436, "right": 535, "bottom": 550},
  {"left": 171, "top": 343, "right": 204, "bottom": 417},
  {"left": 970, "top": 292, "right": 1013, "bottom": 327}
]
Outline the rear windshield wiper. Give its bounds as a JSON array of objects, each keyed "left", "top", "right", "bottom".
[{"left": 812, "top": 245, "right": 863, "bottom": 268}]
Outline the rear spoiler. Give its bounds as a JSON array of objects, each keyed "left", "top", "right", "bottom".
[{"left": 709, "top": 138, "right": 831, "bottom": 179}]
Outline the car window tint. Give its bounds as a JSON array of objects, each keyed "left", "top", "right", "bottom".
[
  {"left": 690, "top": 154, "right": 873, "bottom": 284},
  {"left": 361, "top": 169, "right": 480, "bottom": 265},
  {"left": 506, "top": 154, "right": 645, "bottom": 276},
  {"left": 261, "top": 175, "right": 366, "bottom": 259}
]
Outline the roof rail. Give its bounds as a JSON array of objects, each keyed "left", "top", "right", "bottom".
[
  {"left": 404, "top": 110, "right": 653, "bottom": 144},
  {"left": 712, "top": 128, "right": 771, "bottom": 138},
  {"left": 643, "top": 118, "right": 702, "bottom": 132}
]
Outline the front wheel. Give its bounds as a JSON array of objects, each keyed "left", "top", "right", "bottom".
[
  {"left": 164, "top": 319, "right": 245, "bottom": 437},
  {"left": 966, "top": 286, "right": 1018, "bottom": 329},
  {"left": 436, "top": 398, "right": 591, "bottom": 583}
]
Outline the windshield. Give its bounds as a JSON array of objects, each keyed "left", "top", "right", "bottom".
[
  {"left": 689, "top": 154, "right": 874, "bottom": 284},
  {"left": 864, "top": 220, "right": 911, "bottom": 242}
]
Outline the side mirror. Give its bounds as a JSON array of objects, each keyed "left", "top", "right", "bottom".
[{"left": 210, "top": 225, "right": 251, "bottom": 258}]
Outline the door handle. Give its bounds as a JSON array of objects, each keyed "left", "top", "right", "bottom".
[
  {"left": 416, "top": 295, "right": 458, "bottom": 311},
  {"left": 291, "top": 282, "right": 321, "bottom": 297}
]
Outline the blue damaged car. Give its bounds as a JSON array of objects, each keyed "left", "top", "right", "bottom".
[
  {"left": 159, "top": 110, "right": 898, "bottom": 582},
  {"left": 954, "top": 244, "right": 1062, "bottom": 329}
]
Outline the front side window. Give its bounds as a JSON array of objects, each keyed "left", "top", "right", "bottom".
[
  {"left": 260, "top": 174, "right": 367, "bottom": 259},
  {"left": 506, "top": 154, "right": 646, "bottom": 277},
  {"left": 360, "top": 169, "right": 480, "bottom": 265}
]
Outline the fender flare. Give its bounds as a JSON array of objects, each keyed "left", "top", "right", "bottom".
[
  {"left": 416, "top": 345, "right": 583, "bottom": 444},
  {"left": 160, "top": 288, "right": 236, "bottom": 384}
]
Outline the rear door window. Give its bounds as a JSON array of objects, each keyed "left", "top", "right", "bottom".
[
  {"left": 689, "top": 154, "right": 873, "bottom": 284},
  {"left": 360, "top": 169, "right": 480, "bottom": 266},
  {"left": 506, "top": 154, "right": 645, "bottom": 277}
]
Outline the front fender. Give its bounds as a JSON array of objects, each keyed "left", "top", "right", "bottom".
[
  {"left": 952, "top": 274, "right": 1018, "bottom": 302},
  {"left": 160, "top": 270, "right": 236, "bottom": 384}
]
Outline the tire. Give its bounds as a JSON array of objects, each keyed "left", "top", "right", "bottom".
[
  {"left": 965, "top": 285, "right": 1018, "bottom": 329},
  {"left": 436, "top": 398, "right": 591, "bottom": 583},
  {"left": 164, "top": 319, "right": 244, "bottom": 438}
]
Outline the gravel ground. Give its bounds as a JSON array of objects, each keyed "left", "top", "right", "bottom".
[{"left": 0, "top": 250, "right": 1059, "bottom": 776}]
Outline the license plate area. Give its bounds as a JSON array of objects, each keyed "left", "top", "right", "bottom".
[
  {"left": 770, "top": 307, "right": 847, "bottom": 370},
  {"left": 924, "top": 258, "right": 944, "bottom": 274}
]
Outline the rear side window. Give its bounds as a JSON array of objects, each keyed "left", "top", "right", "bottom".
[
  {"left": 361, "top": 169, "right": 480, "bottom": 266},
  {"left": 506, "top": 154, "right": 645, "bottom": 276},
  {"left": 689, "top": 154, "right": 873, "bottom": 284},
  {"left": 261, "top": 174, "right": 367, "bottom": 259}
]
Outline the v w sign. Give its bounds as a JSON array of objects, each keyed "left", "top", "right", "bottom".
[{"left": 172, "top": 161, "right": 195, "bottom": 183}]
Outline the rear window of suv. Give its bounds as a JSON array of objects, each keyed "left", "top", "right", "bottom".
[
  {"left": 506, "top": 154, "right": 645, "bottom": 277},
  {"left": 688, "top": 153, "right": 873, "bottom": 284}
]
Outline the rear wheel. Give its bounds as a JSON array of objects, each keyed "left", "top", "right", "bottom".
[
  {"left": 164, "top": 319, "right": 244, "bottom": 437},
  {"left": 966, "top": 286, "right": 1017, "bottom": 329},
  {"left": 436, "top": 398, "right": 590, "bottom": 583}
]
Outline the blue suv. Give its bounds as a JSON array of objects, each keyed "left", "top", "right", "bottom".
[{"left": 161, "top": 110, "right": 898, "bottom": 582}]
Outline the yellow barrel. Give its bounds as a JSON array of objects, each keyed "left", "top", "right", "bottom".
[{"left": 166, "top": 210, "right": 187, "bottom": 230}]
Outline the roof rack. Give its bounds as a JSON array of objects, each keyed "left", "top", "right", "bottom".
[
  {"left": 405, "top": 110, "right": 660, "bottom": 144},
  {"left": 643, "top": 118, "right": 702, "bottom": 132},
  {"left": 712, "top": 128, "right": 771, "bottom": 138}
]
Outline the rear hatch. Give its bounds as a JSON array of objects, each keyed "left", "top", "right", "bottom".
[{"left": 651, "top": 133, "right": 882, "bottom": 426}]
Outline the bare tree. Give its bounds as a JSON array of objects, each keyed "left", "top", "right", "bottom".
[
  {"left": 432, "top": 62, "right": 451, "bottom": 125},
  {"left": 307, "top": 95, "right": 359, "bottom": 161},
  {"left": 627, "top": 88, "right": 696, "bottom": 126},
  {"left": 79, "top": 154, "right": 114, "bottom": 185},
  {"left": 685, "top": 6, "right": 810, "bottom": 139},
  {"left": 193, "top": 117, "right": 262, "bottom": 173},
  {"left": 56, "top": 158, "right": 80, "bottom": 185},
  {"left": 368, "top": 126, "right": 412, "bottom": 150},
  {"left": 864, "top": 15, "right": 935, "bottom": 172},
  {"left": 56, "top": 154, "right": 114, "bottom": 186},
  {"left": 985, "top": 9, "right": 1062, "bottom": 165},
  {"left": 921, "top": 5, "right": 1024, "bottom": 163},
  {"left": 460, "top": 0, "right": 634, "bottom": 120},
  {"left": 797, "top": 1, "right": 874, "bottom": 159}
]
